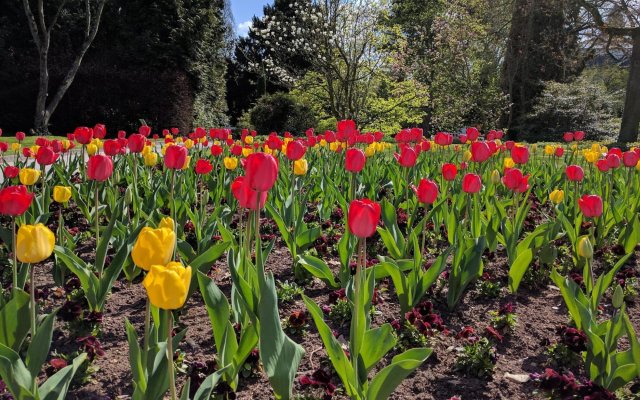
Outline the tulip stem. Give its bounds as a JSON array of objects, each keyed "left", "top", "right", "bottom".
[
  {"left": 167, "top": 311, "right": 177, "bottom": 400},
  {"left": 95, "top": 183, "right": 101, "bottom": 276},
  {"left": 41, "top": 163, "right": 46, "bottom": 212},
  {"left": 29, "top": 265, "right": 36, "bottom": 338},
  {"left": 170, "top": 169, "right": 177, "bottom": 259},
  {"left": 143, "top": 297, "right": 150, "bottom": 361},
  {"left": 12, "top": 217, "right": 18, "bottom": 293}
]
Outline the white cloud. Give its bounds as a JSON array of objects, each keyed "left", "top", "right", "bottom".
[{"left": 237, "top": 20, "right": 253, "bottom": 37}]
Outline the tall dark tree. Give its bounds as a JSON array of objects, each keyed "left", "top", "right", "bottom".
[
  {"left": 578, "top": 0, "right": 640, "bottom": 143},
  {"left": 501, "top": 0, "right": 584, "bottom": 135}
]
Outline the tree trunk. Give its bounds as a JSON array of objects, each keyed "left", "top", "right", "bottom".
[
  {"left": 34, "top": 49, "right": 50, "bottom": 134},
  {"left": 618, "top": 32, "right": 640, "bottom": 143}
]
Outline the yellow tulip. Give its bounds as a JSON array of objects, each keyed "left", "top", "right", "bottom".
[
  {"left": 142, "top": 145, "right": 152, "bottom": 156},
  {"left": 181, "top": 156, "right": 191, "bottom": 170},
  {"left": 544, "top": 145, "right": 555, "bottom": 156},
  {"left": 244, "top": 136, "right": 254, "bottom": 145},
  {"left": 531, "top": 143, "right": 538, "bottom": 152},
  {"left": 584, "top": 150, "right": 599, "bottom": 163},
  {"left": 19, "top": 168, "right": 40, "bottom": 186},
  {"left": 144, "top": 152, "right": 158, "bottom": 166},
  {"left": 242, "top": 147, "right": 253, "bottom": 157},
  {"left": 364, "top": 145, "right": 375, "bottom": 157},
  {"left": 294, "top": 159, "right": 308, "bottom": 175},
  {"left": 53, "top": 186, "right": 72, "bottom": 204},
  {"left": 463, "top": 150, "right": 472, "bottom": 162},
  {"left": 184, "top": 139, "right": 194, "bottom": 149},
  {"left": 636, "top": 160, "right": 640, "bottom": 171},
  {"left": 159, "top": 217, "right": 175, "bottom": 231},
  {"left": 284, "top": 137, "right": 293, "bottom": 145},
  {"left": 142, "top": 262, "right": 192, "bottom": 310},
  {"left": 490, "top": 169, "right": 501, "bottom": 184},
  {"left": 503, "top": 157, "right": 515, "bottom": 169},
  {"left": 131, "top": 227, "right": 176, "bottom": 271},
  {"left": 11, "top": 143, "right": 21, "bottom": 152},
  {"left": 30, "top": 145, "right": 40, "bottom": 157},
  {"left": 320, "top": 139, "right": 327, "bottom": 147},
  {"left": 224, "top": 156, "right": 238, "bottom": 170},
  {"left": 87, "top": 143, "right": 98, "bottom": 156},
  {"left": 16, "top": 224, "right": 55, "bottom": 263},
  {"left": 549, "top": 189, "right": 564, "bottom": 204},
  {"left": 329, "top": 142, "right": 339, "bottom": 152},
  {"left": 577, "top": 236, "right": 593, "bottom": 259},
  {"left": 176, "top": 137, "right": 184, "bottom": 144}
]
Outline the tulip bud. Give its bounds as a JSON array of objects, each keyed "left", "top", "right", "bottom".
[
  {"left": 224, "top": 156, "right": 238, "bottom": 170},
  {"left": 132, "top": 227, "right": 176, "bottom": 271},
  {"left": 19, "top": 168, "right": 41, "bottom": 186},
  {"left": 490, "top": 169, "right": 501, "bottom": 184},
  {"left": 87, "top": 143, "right": 98, "bottom": 156},
  {"left": 462, "top": 150, "right": 472, "bottom": 162},
  {"left": 125, "top": 186, "right": 133, "bottom": 206},
  {"left": 577, "top": 236, "right": 593, "bottom": 259},
  {"left": 294, "top": 159, "right": 308, "bottom": 175},
  {"left": 612, "top": 285, "right": 624, "bottom": 309}
]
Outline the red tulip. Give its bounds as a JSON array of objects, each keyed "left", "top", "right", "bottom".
[
  {"left": 87, "top": 155, "right": 114, "bottom": 181},
  {"left": 94, "top": 124, "right": 107, "bottom": 139},
  {"left": 578, "top": 195, "right": 603, "bottom": 218},
  {"left": 554, "top": 147, "right": 564, "bottom": 157},
  {"left": 231, "top": 176, "right": 267, "bottom": 210},
  {"left": 244, "top": 152, "right": 279, "bottom": 192},
  {"left": 348, "top": 199, "right": 381, "bottom": 238},
  {"left": 394, "top": 146, "right": 418, "bottom": 167},
  {"left": 502, "top": 168, "right": 530, "bottom": 193},
  {"left": 128, "top": 134, "right": 146, "bottom": 153},
  {"left": 622, "top": 151, "right": 639, "bottom": 168},
  {"left": 459, "top": 134, "right": 468, "bottom": 144},
  {"left": 596, "top": 159, "right": 610, "bottom": 172},
  {"left": 434, "top": 132, "right": 452, "bottom": 146},
  {"left": 511, "top": 146, "right": 529, "bottom": 164},
  {"left": 563, "top": 132, "right": 574, "bottom": 142},
  {"left": 170, "top": 127, "right": 179, "bottom": 135},
  {"left": 16, "top": 131, "right": 26, "bottom": 142},
  {"left": 471, "top": 142, "right": 491, "bottom": 162},
  {"left": 22, "top": 148, "right": 33, "bottom": 158},
  {"left": 574, "top": 131, "right": 585, "bottom": 141},
  {"left": 103, "top": 139, "right": 121, "bottom": 157},
  {"left": 413, "top": 179, "right": 439, "bottom": 205},
  {"left": 0, "top": 185, "right": 34, "bottom": 216},
  {"left": 337, "top": 120, "right": 357, "bottom": 137},
  {"left": 345, "top": 148, "right": 366, "bottom": 172},
  {"left": 565, "top": 165, "right": 584, "bottom": 182},
  {"left": 0, "top": 142, "right": 7, "bottom": 153},
  {"left": 421, "top": 140, "right": 431, "bottom": 152},
  {"left": 35, "top": 146, "right": 59, "bottom": 166},
  {"left": 606, "top": 153, "right": 620, "bottom": 169},
  {"left": 442, "top": 163, "right": 458, "bottom": 181},
  {"left": 211, "top": 144, "right": 223, "bottom": 157},
  {"left": 118, "top": 130, "right": 127, "bottom": 139},
  {"left": 286, "top": 140, "right": 306, "bottom": 161},
  {"left": 35, "top": 137, "right": 50, "bottom": 147},
  {"left": 139, "top": 125, "right": 152, "bottom": 137},
  {"left": 505, "top": 141, "right": 515, "bottom": 150},
  {"left": 462, "top": 173, "right": 482, "bottom": 193},
  {"left": 466, "top": 127, "right": 479, "bottom": 142},
  {"left": 230, "top": 144, "right": 243, "bottom": 156},
  {"left": 164, "top": 145, "right": 188, "bottom": 170},
  {"left": 74, "top": 127, "right": 93, "bottom": 145},
  {"left": 195, "top": 159, "right": 213, "bottom": 175},
  {"left": 3, "top": 166, "right": 19, "bottom": 179}
]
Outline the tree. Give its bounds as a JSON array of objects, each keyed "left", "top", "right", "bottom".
[
  {"left": 21, "top": 0, "right": 107, "bottom": 134},
  {"left": 501, "top": 0, "right": 584, "bottom": 135},
  {"left": 578, "top": 0, "right": 640, "bottom": 143}
]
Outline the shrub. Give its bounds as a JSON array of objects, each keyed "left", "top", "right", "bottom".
[{"left": 249, "top": 92, "right": 317, "bottom": 135}]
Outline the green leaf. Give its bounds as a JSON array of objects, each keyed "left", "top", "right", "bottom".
[
  {"left": 295, "top": 227, "right": 321, "bottom": 250},
  {"left": 360, "top": 324, "right": 396, "bottom": 373},
  {"left": 25, "top": 311, "right": 57, "bottom": 378},
  {"left": 192, "top": 368, "right": 228, "bottom": 400},
  {"left": 508, "top": 248, "right": 534, "bottom": 293},
  {"left": 38, "top": 353, "right": 88, "bottom": 400},
  {"left": 303, "top": 295, "right": 358, "bottom": 397},
  {"left": 298, "top": 254, "right": 340, "bottom": 288},
  {"left": 0, "top": 289, "right": 30, "bottom": 351},
  {"left": 366, "top": 347, "right": 432, "bottom": 400},
  {"left": 0, "top": 343, "right": 35, "bottom": 398},
  {"left": 125, "top": 319, "right": 146, "bottom": 393},
  {"left": 257, "top": 271, "right": 304, "bottom": 399}
]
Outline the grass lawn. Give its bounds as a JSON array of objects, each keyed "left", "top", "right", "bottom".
[{"left": 1, "top": 136, "right": 66, "bottom": 146}]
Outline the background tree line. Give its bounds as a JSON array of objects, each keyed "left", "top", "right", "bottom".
[{"left": 0, "top": 0, "right": 638, "bottom": 142}]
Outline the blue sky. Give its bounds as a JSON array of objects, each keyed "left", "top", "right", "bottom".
[{"left": 230, "top": 0, "right": 272, "bottom": 36}]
